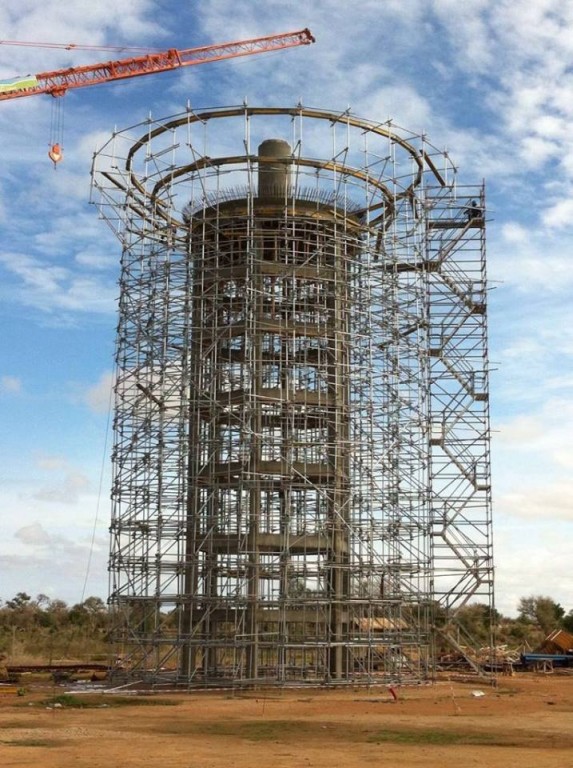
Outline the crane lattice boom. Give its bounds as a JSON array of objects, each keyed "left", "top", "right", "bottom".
[{"left": 0, "top": 29, "right": 314, "bottom": 100}]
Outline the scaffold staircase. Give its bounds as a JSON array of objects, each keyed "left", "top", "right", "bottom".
[{"left": 425, "top": 185, "right": 494, "bottom": 674}]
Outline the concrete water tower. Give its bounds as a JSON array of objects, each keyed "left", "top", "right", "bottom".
[{"left": 92, "top": 105, "right": 494, "bottom": 686}]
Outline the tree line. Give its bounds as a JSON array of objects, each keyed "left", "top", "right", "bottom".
[
  {"left": 453, "top": 595, "right": 573, "bottom": 650},
  {"left": 0, "top": 592, "right": 111, "bottom": 662},
  {"left": 1, "top": 591, "right": 571, "bottom": 662}
]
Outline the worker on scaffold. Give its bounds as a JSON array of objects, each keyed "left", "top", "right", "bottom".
[{"left": 466, "top": 199, "right": 483, "bottom": 222}]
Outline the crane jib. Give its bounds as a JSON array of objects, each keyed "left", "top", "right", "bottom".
[{"left": 0, "top": 29, "right": 315, "bottom": 101}]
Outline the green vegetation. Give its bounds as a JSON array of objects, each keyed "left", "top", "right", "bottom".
[
  {"left": 0, "top": 593, "right": 110, "bottom": 662},
  {"left": 2, "top": 738, "right": 64, "bottom": 748},
  {"left": 42, "top": 693, "right": 87, "bottom": 708},
  {"left": 39, "top": 693, "right": 180, "bottom": 709},
  {"left": 0, "top": 590, "right": 571, "bottom": 664},
  {"left": 443, "top": 595, "right": 573, "bottom": 653},
  {"left": 196, "top": 720, "right": 317, "bottom": 741},
  {"left": 366, "top": 729, "right": 504, "bottom": 746},
  {"left": 517, "top": 595, "right": 569, "bottom": 636},
  {"left": 152, "top": 718, "right": 573, "bottom": 750}
]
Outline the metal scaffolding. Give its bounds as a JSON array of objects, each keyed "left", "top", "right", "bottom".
[{"left": 91, "top": 105, "right": 493, "bottom": 686}]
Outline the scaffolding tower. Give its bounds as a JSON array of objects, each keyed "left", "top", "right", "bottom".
[{"left": 91, "top": 105, "right": 494, "bottom": 686}]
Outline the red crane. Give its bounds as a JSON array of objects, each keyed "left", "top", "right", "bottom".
[
  {"left": 0, "top": 29, "right": 315, "bottom": 163},
  {"left": 0, "top": 30, "right": 315, "bottom": 100}
]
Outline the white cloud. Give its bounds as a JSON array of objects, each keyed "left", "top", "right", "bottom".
[
  {"left": 498, "top": 484, "right": 573, "bottom": 522},
  {"left": 354, "top": 85, "right": 432, "bottom": 133},
  {"left": 541, "top": 197, "right": 573, "bottom": 228},
  {"left": 0, "top": 454, "right": 109, "bottom": 604},
  {"left": 5, "top": 521, "right": 108, "bottom": 603},
  {"left": 14, "top": 522, "right": 52, "bottom": 547},
  {"left": 432, "top": 0, "right": 495, "bottom": 72},
  {"left": 491, "top": 223, "right": 573, "bottom": 294},
  {"left": 493, "top": 400, "right": 573, "bottom": 532},
  {"left": 500, "top": 222, "right": 528, "bottom": 243},
  {"left": 0, "top": 2, "right": 162, "bottom": 74},
  {"left": 35, "top": 455, "right": 69, "bottom": 472},
  {"left": 499, "top": 396, "right": 573, "bottom": 442},
  {"left": 0, "top": 250, "right": 116, "bottom": 316},
  {"left": 0, "top": 375, "right": 22, "bottom": 394},
  {"left": 74, "top": 249, "right": 116, "bottom": 270},
  {"left": 496, "top": 414, "right": 544, "bottom": 444},
  {"left": 33, "top": 470, "right": 91, "bottom": 504},
  {"left": 494, "top": 522, "right": 573, "bottom": 616},
  {"left": 10, "top": 455, "right": 96, "bottom": 505},
  {"left": 519, "top": 135, "right": 558, "bottom": 168},
  {"left": 83, "top": 371, "right": 114, "bottom": 415}
]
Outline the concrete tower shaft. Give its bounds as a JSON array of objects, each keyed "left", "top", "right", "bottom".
[
  {"left": 182, "top": 153, "right": 361, "bottom": 678},
  {"left": 257, "top": 138, "right": 292, "bottom": 198}
]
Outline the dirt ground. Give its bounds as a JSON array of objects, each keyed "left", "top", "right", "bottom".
[{"left": 1, "top": 673, "right": 572, "bottom": 768}]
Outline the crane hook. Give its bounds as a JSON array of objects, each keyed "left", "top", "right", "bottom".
[{"left": 48, "top": 142, "right": 63, "bottom": 167}]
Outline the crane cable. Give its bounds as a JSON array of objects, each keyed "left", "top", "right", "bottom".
[
  {"left": 79, "top": 372, "right": 114, "bottom": 604},
  {"left": 48, "top": 95, "right": 64, "bottom": 167},
  {"left": 0, "top": 39, "right": 164, "bottom": 52}
]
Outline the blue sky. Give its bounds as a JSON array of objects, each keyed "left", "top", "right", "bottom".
[{"left": 0, "top": 0, "right": 572, "bottom": 617}]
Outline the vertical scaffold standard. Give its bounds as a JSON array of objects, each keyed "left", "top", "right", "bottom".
[{"left": 91, "top": 105, "right": 494, "bottom": 687}]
